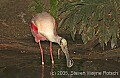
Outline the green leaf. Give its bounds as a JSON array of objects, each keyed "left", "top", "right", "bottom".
[
  {"left": 58, "top": 17, "right": 67, "bottom": 28},
  {"left": 71, "top": 27, "right": 76, "bottom": 41},
  {"left": 109, "top": 24, "right": 118, "bottom": 48},
  {"left": 117, "top": 28, "right": 120, "bottom": 39},
  {"left": 58, "top": 2, "right": 74, "bottom": 15},
  {"left": 111, "top": 37, "right": 117, "bottom": 49},
  {"left": 99, "top": 37, "right": 105, "bottom": 50},
  {"left": 58, "top": 0, "right": 119, "bottom": 48},
  {"left": 50, "top": 0, "right": 57, "bottom": 19},
  {"left": 79, "top": 24, "right": 84, "bottom": 34},
  {"left": 99, "top": 25, "right": 111, "bottom": 48},
  {"left": 82, "top": 32, "right": 88, "bottom": 44},
  {"left": 87, "top": 27, "right": 95, "bottom": 40}
]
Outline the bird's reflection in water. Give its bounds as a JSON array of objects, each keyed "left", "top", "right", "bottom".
[
  {"left": 51, "top": 64, "right": 54, "bottom": 78},
  {"left": 41, "top": 65, "right": 44, "bottom": 78},
  {"left": 41, "top": 64, "right": 54, "bottom": 78}
]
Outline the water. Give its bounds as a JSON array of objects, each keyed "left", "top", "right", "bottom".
[{"left": 0, "top": 50, "right": 120, "bottom": 78}]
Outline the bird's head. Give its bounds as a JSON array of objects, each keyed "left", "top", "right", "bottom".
[
  {"left": 59, "top": 38, "right": 67, "bottom": 48},
  {"left": 56, "top": 37, "right": 73, "bottom": 67},
  {"left": 57, "top": 37, "right": 68, "bottom": 54},
  {"left": 59, "top": 38, "right": 73, "bottom": 67}
]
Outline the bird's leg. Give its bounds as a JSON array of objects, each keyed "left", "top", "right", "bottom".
[
  {"left": 50, "top": 42, "right": 54, "bottom": 64},
  {"left": 39, "top": 41, "right": 44, "bottom": 65},
  {"left": 41, "top": 64, "right": 44, "bottom": 78}
]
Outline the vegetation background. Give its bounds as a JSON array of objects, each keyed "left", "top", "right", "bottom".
[
  {"left": 0, "top": 0, "right": 120, "bottom": 59},
  {"left": 30, "top": 0, "right": 120, "bottom": 50}
]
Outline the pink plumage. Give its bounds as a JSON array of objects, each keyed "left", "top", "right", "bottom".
[{"left": 30, "top": 12, "right": 73, "bottom": 68}]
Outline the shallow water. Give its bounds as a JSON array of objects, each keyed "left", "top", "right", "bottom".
[
  {"left": 0, "top": 36, "right": 120, "bottom": 78},
  {"left": 0, "top": 50, "right": 120, "bottom": 78}
]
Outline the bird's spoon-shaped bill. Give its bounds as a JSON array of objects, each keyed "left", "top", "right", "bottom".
[{"left": 61, "top": 45, "right": 74, "bottom": 68}]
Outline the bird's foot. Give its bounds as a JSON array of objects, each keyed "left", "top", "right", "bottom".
[
  {"left": 42, "top": 62, "right": 44, "bottom": 65},
  {"left": 41, "top": 62, "right": 44, "bottom": 68},
  {"left": 67, "top": 59, "right": 74, "bottom": 68},
  {"left": 52, "top": 61, "right": 54, "bottom": 64},
  {"left": 51, "top": 61, "right": 54, "bottom": 68}
]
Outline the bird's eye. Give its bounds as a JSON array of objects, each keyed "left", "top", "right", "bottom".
[{"left": 60, "top": 40, "right": 63, "bottom": 46}]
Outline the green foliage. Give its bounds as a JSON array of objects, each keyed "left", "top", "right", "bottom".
[
  {"left": 29, "top": 0, "right": 57, "bottom": 19},
  {"left": 58, "top": 0, "right": 120, "bottom": 49},
  {"left": 50, "top": 0, "right": 57, "bottom": 19}
]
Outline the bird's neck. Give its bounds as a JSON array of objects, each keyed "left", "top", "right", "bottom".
[{"left": 55, "top": 35, "right": 62, "bottom": 45}]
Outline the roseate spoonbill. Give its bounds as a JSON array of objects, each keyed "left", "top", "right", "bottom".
[{"left": 30, "top": 12, "right": 73, "bottom": 68}]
